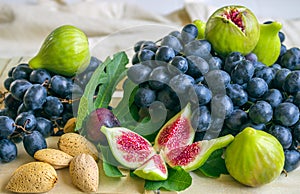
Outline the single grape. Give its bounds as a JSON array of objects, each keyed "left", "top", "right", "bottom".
[
  {"left": 148, "top": 66, "right": 172, "bottom": 90},
  {"left": 245, "top": 52, "right": 258, "bottom": 63},
  {"left": 225, "top": 109, "right": 248, "bottom": 132},
  {"left": 168, "top": 56, "right": 188, "bottom": 74},
  {"left": 134, "top": 87, "right": 156, "bottom": 108},
  {"left": 50, "top": 75, "right": 73, "bottom": 98},
  {"left": 231, "top": 60, "right": 255, "bottom": 85},
  {"left": 183, "top": 40, "right": 211, "bottom": 59},
  {"left": 193, "top": 105, "right": 211, "bottom": 132},
  {"left": 34, "top": 117, "right": 53, "bottom": 138},
  {"left": 224, "top": 52, "right": 245, "bottom": 74},
  {"left": 169, "top": 74, "right": 195, "bottom": 94},
  {"left": 186, "top": 55, "right": 209, "bottom": 79},
  {"left": 254, "top": 66, "right": 275, "bottom": 85},
  {"left": 246, "top": 77, "right": 268, "bottom": 98},
  {"left": 23, "top": 130, "right": 47, "bottom": 157},
  {"left": 83, "top": 56, "right": 102, "bottom": 72},
  {"left": 161, "top": 34, "right": 183, "bottom": 54},
  {"left": 156, "top": 86, "right": 180, "bottom": 111},
  {"left": 210, "top": 94, "right": 234, "bottom": 119},
  {"left": 190, "top": 84, "right": 212, "bottom": 106},
  {"left": 137, "top": 49, "right": 155, "bottom": 62},
  {"left": 155, "top": 46, "right": 175, "bottom": 63},
  {"left": 4, "top": 77, "right": 14, "bottom": 91},
  {"left": 181, "top": 23, "right": 198, "bottom": 43},
  {"left": 134, "top": 40, "right": 146, "bottom": 52},
  {"left": 29, "top": 69, "right": 51, "bottom": 84},
  {"left": 272, "top": 68, "right": 291, "bottom": 89},
  {"left": 11, "top": 65, "right": 32, "bottom": 80},
  {"left": 23, "top": 84, "right": 47, "bottom": 110},
  {"left": 283, "top": 70, "right": 300, "bottom": 94},
  {"left": 248, "top": 101, "right": 273, "bottom": 124},
  {"left": 262, "top": 89, "right": 283, "bottom": 108},
  {"left": 268, "top": 125, "right": 293, "bottom": 149},
  {"left": 43, "top": 96, "right": 64, "bottom": 117},
  {"left": 0, "top": 138, "right": 17, "bottom": 163},
  {"left": 15, "top": 111, "right": 37, "bottom": 131},
  {"left": 280, "top": 47, "right": 300, "bottom": 70},
  {"left": 274, "top": 102, "right": 299, "bottom": 127},
  {"left": 9, "top": 79, "right": 32, "bottom": 101},
  {"left": 4, "top": 93, "right": 22, "bottom": 111},
  {"left": 226, "top": 84, "right": 248, "bottom": 107},
  {"left": 0, "top": 116, "right": 16, "bottom": 138},
  {"left": 127, "top": 63, "right": 152, "bottom": 85},
  {"left": 284, "top": 149, "right": 300, "bottom": 172}
]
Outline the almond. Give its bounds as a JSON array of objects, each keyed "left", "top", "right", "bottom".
[
  {"left": 69, "top": 153, "right": 99, "bottom": 192},
  {"left": 5, "top": 162, "right": 58, "bottom": 193},
  {"left": 34, "top": 148, "right": 73, "bottom": 169},
  {"left": 57, "top": 132, "right": 99, "bottom": 160}
]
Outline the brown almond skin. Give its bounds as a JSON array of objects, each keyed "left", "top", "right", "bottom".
[
  {"left": 69, "top": 153, "right": 99, "bottom": 192},
  {"left": 6, "top": 162, "right": 58, "bottom": 193},
  {"left": 34, "top": 148, "right": 73, "bottom": 169},
  {"left": 57, "top": 132, "right": 99, "bottom": 161}
]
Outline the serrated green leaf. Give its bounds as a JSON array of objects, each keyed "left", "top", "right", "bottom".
[
  {"left": 144, "top": 166, "right": 192, "bottom": 192},
  {"left": 94, "top": 52, "right": 128, "bottom": 108},
  {"left": 197, "top": 149, "right": 229, "bottom": 178},
  {"left": 75, "top": 51, "right": 128, "bottom": 131},
  {"left": 103, "top": 161, "right": 125, "bottom": 178}
]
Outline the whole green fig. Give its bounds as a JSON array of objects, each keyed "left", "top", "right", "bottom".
[
  {"left": 29, "top": 25, "right": 90, "bottom": 77},
  {"left": 225, "top": 127, "right": 284, "bottom": 187},
  {"left": 252, "top": 21, "right": 282, "bottom": 66},
  {"left": 205, "top": 5, "right": 260, "bottom": 57}
]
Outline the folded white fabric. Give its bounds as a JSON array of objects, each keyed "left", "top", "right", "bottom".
[{"left": 1, "top": 0, "right": 300, "bottom": 59}]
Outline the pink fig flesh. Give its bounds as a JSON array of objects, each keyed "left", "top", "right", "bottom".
[{"left": 154, "top": 103, "right": 195, "bottom": 152}]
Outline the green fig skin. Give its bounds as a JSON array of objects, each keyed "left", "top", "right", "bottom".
[
  {"left": 225, "top": 127, "right": 285, "bottom": 187},
  {"left": 205, "top": 5, "right": 260, "bottom": 57},
  {"left": 252, "top": 22, "right": 282, "bottom": 66},
  {"left": 29, "top": 25, "right": 90, "bottom": 77}
]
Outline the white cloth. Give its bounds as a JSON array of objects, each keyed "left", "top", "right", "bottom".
[{"left": 1, "top": 0, "right": 300, "bottom": 59}]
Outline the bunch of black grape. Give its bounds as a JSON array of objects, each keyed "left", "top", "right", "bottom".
[
  {"left": 0, "top": 56, "right": 102, "bottom": 163},
  {"left": 127, "top": 22, "right": 300, "bottom": 172}
]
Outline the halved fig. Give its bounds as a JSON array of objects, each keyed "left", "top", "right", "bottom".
[
  {"left": 101, "top": 126, "right": 156, "bottom": 169},
  {"left": 163, "top": 134, "right": 234, "bottom": 172},
  {"left": 153, "top": 103, "right": 195, "bottom": 152}
]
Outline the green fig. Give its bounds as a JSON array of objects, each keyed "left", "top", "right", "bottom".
[
  {"left": 193, "top": 19, "right": 206, "bottom": 39},
  {"left": 225, "top": 127, "right": 285, "bottom": 187},
  {"left": 252, "top": 21, "right": 282, "bottom": 66},
  {"left": 29, "top": 25, "right": 90, "bottom": 77},
  {"left": 205, "top": 5, "right": 260, "bottom": 57}
]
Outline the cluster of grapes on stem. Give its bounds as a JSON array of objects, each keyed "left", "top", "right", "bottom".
[
  {"left": 127, "top": 23, "right": 300, "bottom": 172},
  {"left": 0, "top": 56, "right": 102, "bottom": 163}
]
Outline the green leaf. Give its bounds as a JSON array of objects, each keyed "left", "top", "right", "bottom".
[
  {"left": 99, "top": 145, "right": 124, "bottom": 177},
  {"left": 103, "top": 161, "right": 125, "bottom": 178},
  {"left": 144, "top": 166, "right": 192, "bottom": 192},
  {"left": 75, "top": 51, "right": 128, "bottom": 131},
  {"left": 197, "top": 149, "right": 229, "bottom": 178}
]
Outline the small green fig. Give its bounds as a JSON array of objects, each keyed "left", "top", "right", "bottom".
[
  {"left": 193, "top": 19, "right": 206, "bottom": 39},
  {"left": 252, "top": 21, "right": 282, "bottom": 66},
  {"left": 225, "top": 127, "right": 285, "bottom": 187},
  {"left": 29, "top": 25, "right": 90, "bottom": 77},
  {"left": 205, "top": 5, "right": 260, "bottom": 57}
]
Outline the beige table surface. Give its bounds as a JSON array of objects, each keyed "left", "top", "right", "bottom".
[{"left": 1, "top": 57, "right": 300, "bottom": 194}]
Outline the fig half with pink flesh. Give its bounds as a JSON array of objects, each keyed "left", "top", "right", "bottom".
[
  {"left": 153, "top": 103, "right": 195, "bottom": 153},
  {"left": 163, "top": 134, "right": 234, "bottom": 172},
  {"left": 101, "top": 126, "right": 156, "bottom": 169}
]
